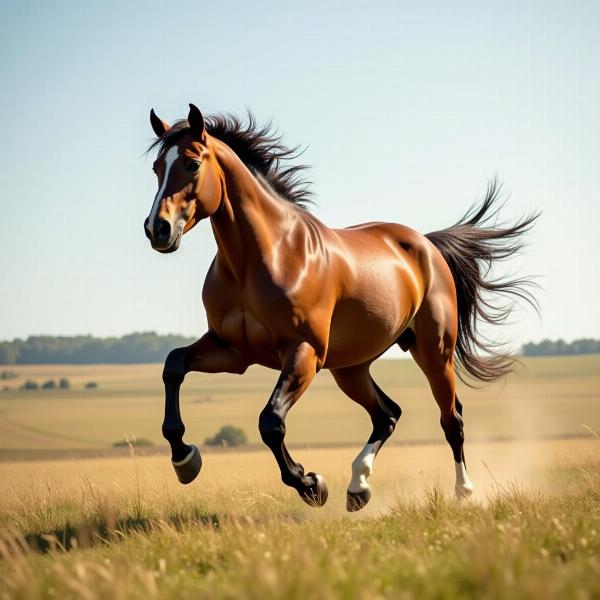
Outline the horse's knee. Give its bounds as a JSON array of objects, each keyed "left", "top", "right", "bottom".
[
  {"left": 163, "top": 347, "right": 187, "bottom": 385},
  {"left": 259, "top": 409, "right": 285, "bottom": 447}
]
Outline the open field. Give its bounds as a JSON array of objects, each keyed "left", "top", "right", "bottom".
[
  {"left": 0, "top": 438, "right": 599, "bottom": 598},
  {"left": 1, "top": 355, "right": 599, "bottom": 456},
  {"left": 1, "top": 355, "right": 599, "bottom": 598}
]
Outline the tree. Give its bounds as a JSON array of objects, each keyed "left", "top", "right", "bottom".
[
  {"left": 58, "top": 378, "right": 70, "bottom": 389},
  {"left": 41, "top": 380, "right": 56, "bottom": 389},
  {"left": 0, "top": 332, "right": 196, "bottom": 364},
  {"left": 20, "top": 380, "right": 39, "bottom": 390},
  {"left": 204, "top": 425, "right": 248, "bottom": 447}
]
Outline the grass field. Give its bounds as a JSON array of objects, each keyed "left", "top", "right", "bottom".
[
  {"left": 0, "top": 438, "right": 599, "bottom": 598},
  {"left": 0, "top": 355, "right": 599, "bottom": 598}
]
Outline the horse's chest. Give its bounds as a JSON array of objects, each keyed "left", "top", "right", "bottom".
[
  {"left": 218, "top": 307, "right": 273, "bottom": 349},
  {"left": 203, "top": 277, "right": 283, "bottom": 362},
  {"left": 203, "top": 263, "right": 324, "bottom": 365}
]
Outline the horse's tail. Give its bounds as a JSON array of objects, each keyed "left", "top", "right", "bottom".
[{"left": 425, "top": 180, "right": 540, "bottom": 385}]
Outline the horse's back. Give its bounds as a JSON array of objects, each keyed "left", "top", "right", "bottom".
[{"left": 332, "top": 220, "right": 431, "bottom": 294}]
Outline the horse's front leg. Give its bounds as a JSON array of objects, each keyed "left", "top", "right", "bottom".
[
  {"left": 259, "top": 342, "right": 328, "bottom": 507},
  {"left": 162, "top": 330, "right": 248, "bottom": 484}
]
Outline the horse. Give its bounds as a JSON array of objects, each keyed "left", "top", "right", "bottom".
[{"left": 143, "top": 104, "right": 538, "bottom": 511}]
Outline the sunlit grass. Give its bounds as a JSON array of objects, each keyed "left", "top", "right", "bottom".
[{"left": 0, "top": 441, "right": 599, "bottom": 599}]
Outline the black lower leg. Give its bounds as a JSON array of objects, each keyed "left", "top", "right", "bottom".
[
  {"left": 259, "top": 408, "right": 315, "bottom": 492},
  {"left": 455, "top": 396, "right": 463, "bottom": 417},
  {"left": 368, "top": 379, "right": 402, "bottom": 445},
  {"left": 162, "top": 348, "right": 193, "bottom": 462},
  {"left": 162, "top": 384, "right": 193, "bottom": 462},
  {"left": 440, "top": 409, "right": 465, "bottom": 464}
]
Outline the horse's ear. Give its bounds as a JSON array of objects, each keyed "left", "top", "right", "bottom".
[
  {"left": 188, "top": 103, "right": 205, "bottom": 139},
  {"left": 150, "top": 109, "right": 170, "bottom": 137}
]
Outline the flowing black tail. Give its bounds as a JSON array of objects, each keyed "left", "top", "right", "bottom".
[{"left": 425, "top": 180, "right": 540, "bottom": 384}]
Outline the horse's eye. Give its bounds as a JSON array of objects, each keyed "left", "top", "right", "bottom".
[{"left": 186, "top": 160, "right": 201, "bottom": 172}]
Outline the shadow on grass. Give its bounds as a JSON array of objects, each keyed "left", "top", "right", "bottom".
[
  {"left": 22, "top": 509, "right": 221, "bottom": 554},
  {"left": 12, "top": 508, "right": 310, "bottom": 556}
]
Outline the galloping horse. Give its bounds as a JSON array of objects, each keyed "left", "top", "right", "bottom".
[{"left": 144, "top": 104, "right": 537, "bottom": 511}]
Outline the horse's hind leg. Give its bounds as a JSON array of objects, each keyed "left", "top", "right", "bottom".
[
  {"left": 331, "top": 363, "right": 402, "bottom": 511},
  {"left": 406, "top": 301, "right": 474, "bottom": 498}
]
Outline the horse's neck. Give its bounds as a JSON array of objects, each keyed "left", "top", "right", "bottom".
[{"left": 209, "top": 143, "right": 291, "bottom": 284}]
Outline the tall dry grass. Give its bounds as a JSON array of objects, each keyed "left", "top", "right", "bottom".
[{"left": 0, "top": 439, "right": 599, "bottom": 599}]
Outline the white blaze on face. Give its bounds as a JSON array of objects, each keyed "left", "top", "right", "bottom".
[
  {"left": 146, "top": 145, "right": 179, "bottom": 234},
  {"left": 348, "top": 442, "right": 378, "bottom": 493},
  {"left": 455, "top": 461, "right": 474, "bottom": 497}
]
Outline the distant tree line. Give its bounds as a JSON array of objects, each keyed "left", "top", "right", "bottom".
[
  {"left": 1, "top": 333, "right": 598, "bottom": 364},
  {"left": 0, "top": 332, "right": 196, "bottom": 365},
  {"left": 522, "top": 338, "right": 600, "bottom": 356}
]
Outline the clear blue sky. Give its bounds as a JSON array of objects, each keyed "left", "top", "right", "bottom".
[{"left": 1, "top": 0, "right": 599, "bottom": 349}]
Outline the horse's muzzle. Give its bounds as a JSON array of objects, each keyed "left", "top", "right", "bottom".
[{"left": 145, "top": 218, "right": 182, "bottom": 253}]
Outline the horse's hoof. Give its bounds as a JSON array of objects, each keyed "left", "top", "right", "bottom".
[
  {"left": 301, "top": 473, "right": 328, "bottom": 507},
  {"left": 347, "top": 488, "right": 372, "bottom": 512},
  {"left": 455, "top": 482, "right": 474, "bottom": 500},
  {"left": 172, "top": 445, "right": 202, "bottom": 484}
]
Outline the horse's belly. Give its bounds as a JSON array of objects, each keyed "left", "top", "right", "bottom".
[
  {"left": 324, "top": 274, "right": 418, "bottom": 369},
  {"left": 325, "top": 306, "right": 402, "bottom": 368}
]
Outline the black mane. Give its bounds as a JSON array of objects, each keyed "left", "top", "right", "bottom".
[{"left": 147, "top": 113, "right": 312, "bottom": 208}]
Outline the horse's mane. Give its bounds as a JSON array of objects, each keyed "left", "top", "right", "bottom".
[{"left": 147, "top": 113, "right": 313, "bottom": 209}]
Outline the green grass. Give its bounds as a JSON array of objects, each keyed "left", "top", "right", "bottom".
[{"left": 1, "top": 455, "right": 599, "bottom": 599}]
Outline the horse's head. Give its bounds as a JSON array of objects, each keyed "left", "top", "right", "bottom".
[{"left": 144, "top": 104, "right": 222, "bottom": 253}]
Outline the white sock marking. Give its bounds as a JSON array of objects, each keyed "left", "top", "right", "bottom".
[
  {"left": 455, "top": 460, "right": 474, "bottom": 497},
  {"left": 348, "top": 442, "right": 377, "bottom": 493}
]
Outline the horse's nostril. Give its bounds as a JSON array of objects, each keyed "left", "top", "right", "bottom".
[{"left": 156, "top": 219, "right": 171, "bottom": 243}]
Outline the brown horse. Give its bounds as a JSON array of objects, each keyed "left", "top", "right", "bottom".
[{"left": 144, "top": 104, "right": 538, "bottom": 511}]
